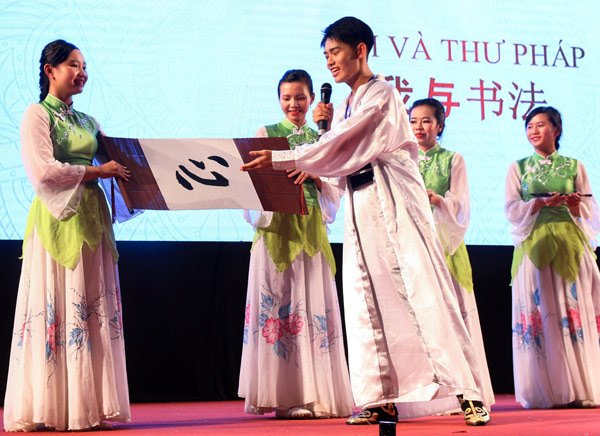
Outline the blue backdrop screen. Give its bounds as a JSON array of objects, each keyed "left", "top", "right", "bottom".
[{"left": 1, "top": 1, "right": 598, "bottom": 244}]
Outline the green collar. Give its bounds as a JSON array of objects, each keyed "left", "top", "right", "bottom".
[
  {"left": 43, "top": 93, "right": 72, "bottom": 111},
  {"left": 419, "top": 143, "right": 441, "bottom": 156},
  {"left": 532, "top": 150, "right": 558, "bottom": 162},
  {"left": 281, "top": 118, "right": 307, "bottom": 132}
]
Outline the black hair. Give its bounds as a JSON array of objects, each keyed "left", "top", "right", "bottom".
[
  {"left": 39, "top": 39, "right": 79, "bottom": 102},
  {"left": 320, "top": 16, "right": 374, "bottom": 56},
  {"left": 277, "top": 69, "right": 314, "bottom": 98},
  {"left": 410, "top": 98, "right": 446, "bottom": 138},
  {"left": 525, "top": 106, "right": 562, "bottom": 150}
]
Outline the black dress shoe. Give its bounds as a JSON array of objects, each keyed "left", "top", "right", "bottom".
[
  {"left": 458, "top": 396, "right": 491, "bottom": 426},
  {"left": 346, "top": 403, "right": 398, "bottom": 425}
]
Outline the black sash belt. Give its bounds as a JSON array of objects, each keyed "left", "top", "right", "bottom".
[{"left": 348, "top": 163, "right": 374, "bottom": 190}]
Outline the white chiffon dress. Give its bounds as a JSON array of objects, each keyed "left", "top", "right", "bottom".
[
  {"left": 3, "top": 94, "right": 131, "bottom": 431},
  {"left": 506, "top": 152, "right": 600, "bottom": 408},
  {"left": 238, "top": 120, "right": 354, "bottom": 418}
]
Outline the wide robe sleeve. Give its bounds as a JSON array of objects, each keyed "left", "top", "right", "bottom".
[
  {"left": 433, "top": 153, "right": 470, "bottom": 255},
  {"left": 318, "top": 176, "right": 345, "bottom": 225},
  {"left": 571, "top": 160, "right": 600, "bottom": 249},
  {"left": 504, "top": 161, "right": 539, "bottom": 247},
  {"left": 272, "top": 79, "right": 416, "bottom": 178},
  {"left": 20, "top": 103, "right": 85, "bottom": 220},
  {"left": 94, "top": 120, "right": 142, "bottom": 224},
  {"left": 244, "top": 126, "right": 273, "bottom": 229}
]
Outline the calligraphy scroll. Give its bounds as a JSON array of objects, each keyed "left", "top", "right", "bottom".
[{"left": 97, "top": 136, "right": 307, "bottom": 214}]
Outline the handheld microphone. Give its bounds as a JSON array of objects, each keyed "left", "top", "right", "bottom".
[{"left": 318, "top": 83, "right": 332, "bottom": 136}]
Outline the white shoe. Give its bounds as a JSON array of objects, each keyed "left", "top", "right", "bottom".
[{"left": 276, "top": 407, "right": 314, "bottom": 419}]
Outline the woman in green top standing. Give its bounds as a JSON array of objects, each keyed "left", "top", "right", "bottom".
[
  {"left": 238, "top": 69, "right": 353, "bottom": 419},
  {"left": 410, "top": 98, "right": 494, "bottom": 422},
  {"left": 506, "top": 106, "right": 600, "bottom": 408},
  {"left": 4, "top": 40, "right": 132, "bottom": 431}
]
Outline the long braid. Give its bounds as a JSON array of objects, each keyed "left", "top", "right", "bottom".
[{"left": 39, "top": 58, "right": 49, "bottom": 102}]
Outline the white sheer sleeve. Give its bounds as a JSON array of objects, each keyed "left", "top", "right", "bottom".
[
  {"left": 94, "top": 121, "right": 142, "bottom": 223},
  {"left": 504, "top": 161, "right": 539, "bottom": 247},
  {"left": 570, "top": 160, "right": 600, "bottom": 249},
  {"left": 318, "top": 176, "right": 346, "bottom": 225},
  {"left": 272, "top": 82, "right": 415, "bottom": 177},
  {"left": 243, "top": 126, "right": 273, "bottom": 229},
  {"left": 254, "top": 126, "right": 268, "bottom": 138},
  {"left": 20, "top": 103, "right": 85, "bottom": 220},
  {"left": 433, "top": 153, "right": 469, "bottom": 255},
  {"left": 243, "top": 209, "right": 272, "bottom": 229}
]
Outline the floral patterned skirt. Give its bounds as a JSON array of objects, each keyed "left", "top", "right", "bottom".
[
  {"left": 3, "top": 228, "right": 130, "bottom": 431},
  {"left": 511, "top": 249, "right": 600, "bottom": 408},
  {"left": 238, "top": 238, "right": 354, "bottom": 418}
]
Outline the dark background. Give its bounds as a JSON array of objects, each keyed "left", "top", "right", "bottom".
[{"left": 0, "top": 240, "right": 518, "bottom": 405}]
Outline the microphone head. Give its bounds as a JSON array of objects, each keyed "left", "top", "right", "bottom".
[{"left": 320, "top": 83, "right": 332, "bottom": 103}]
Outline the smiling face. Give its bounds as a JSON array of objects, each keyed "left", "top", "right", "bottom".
[
  {"left": 323, "top": 38, "right": 362, "bottom": 87},
  {"left": 526, "top": 113, "right": 559, "bottom": 156},
  {"left": 278, "top": 81, "right": 314, "bottom": 127},
  {"left": 45, "top": 49, "right": 87, "bottom": 105},
  {"left": 410, "top": 104, "right": 443, "bottom": 150}
]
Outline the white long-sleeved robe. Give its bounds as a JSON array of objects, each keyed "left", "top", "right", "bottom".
[{"left": 272, "top": 75, "right": 482, "bottom": 413}]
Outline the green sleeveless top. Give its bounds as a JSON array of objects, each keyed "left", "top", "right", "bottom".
[
  {"left": 22, "top": 94, "right": 118, "bottom": 270},
  {"left": 511, "top": 152, "right": 591, "bottom": 283},
  {"left": 252, "top": 119, "right": 336, "bottom": 274},
  {"left": 418, "top": 144, "right": 473, "bottom": 292},
  {"left": 418, "top": 143, "right": 455, "bottom": 197},
  {"left": 264, "top": 119, "right": 319, "bottom": 206}
]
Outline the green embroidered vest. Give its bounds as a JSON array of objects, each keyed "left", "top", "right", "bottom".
[
  {"left": 252, "top": 119, "right": 335, "bottom": 274},
  {"left": 22, "top": 94, "right": 117, "bottom": 269},
  {"left": 516, "top": 152, "right": 577, "bottom": 223},
  {"left": 418, "top": 143, "right": 455, "bottom": 197},
  {"left": 265, "top": 120, "right": 319, "bottom": 206},
  {"left": 418, "top": 144, "right": 473, "bottom": 292},
  {"left": 511, "top": 152, "right": 591, "bottom": 283}
]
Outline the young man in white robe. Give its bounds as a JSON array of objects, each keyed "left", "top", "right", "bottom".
[{"left": 241, "top": 16, "right": 491, "bottom": 427}]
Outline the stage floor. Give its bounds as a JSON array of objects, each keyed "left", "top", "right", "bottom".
[{"left": 1, "top": 395, "right": 598, "bottom": 435}]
